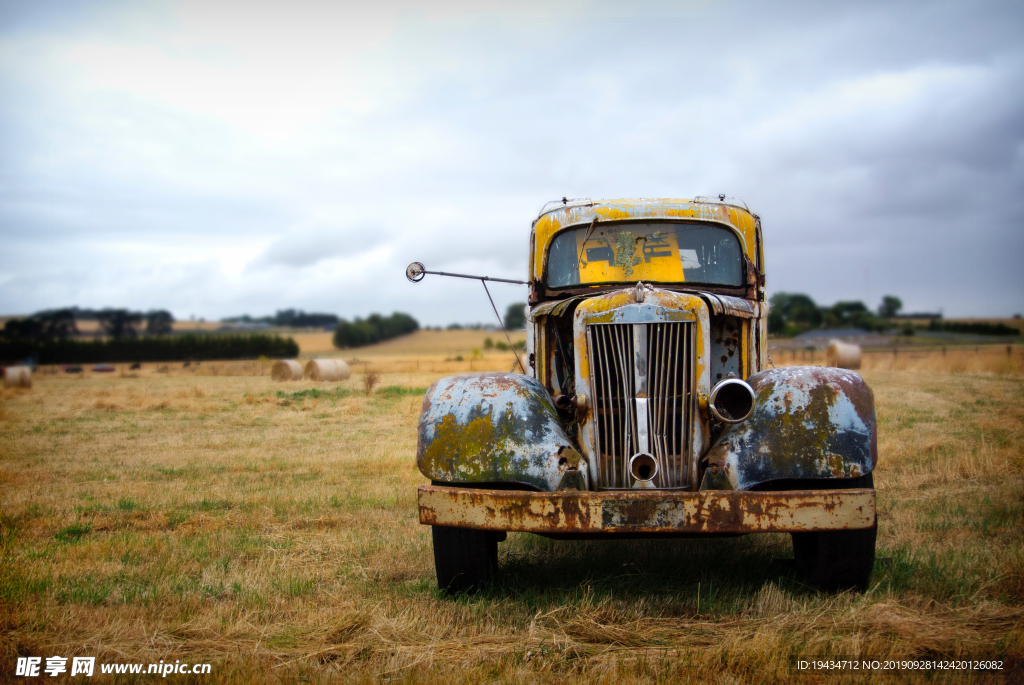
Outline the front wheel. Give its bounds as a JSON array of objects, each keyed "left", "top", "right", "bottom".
[
  {"left": 791, "top": 473, "right": 877, "bottom": 591},
  {"left": 431, "top": 526, "right": 498, "bottom": 594}
]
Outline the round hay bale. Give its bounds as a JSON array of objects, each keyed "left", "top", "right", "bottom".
[
  {"left": 271, "top": 359, "right": 303, "bottom": 381},
  {"left": 4, "top": 365, "right": 32, "bottom": 389},
  {"left": 827, "top": 340, "right": 862, "bottom": 370},
  {"left": 304, "top": 359, "right": 342, "bottom": 382},
  {"left": 334, "top": 359, "right": 351, "bottom": 381}
]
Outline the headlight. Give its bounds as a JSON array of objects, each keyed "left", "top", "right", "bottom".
[{"left": 709, "top": 378, "right": 755, "bottom": 423}]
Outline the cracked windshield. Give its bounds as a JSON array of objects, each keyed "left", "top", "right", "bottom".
[{"left": 546, "top": 221, "right": 743, "bottom": 288}]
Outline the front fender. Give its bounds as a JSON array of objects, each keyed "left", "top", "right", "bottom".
[
  {"left": 417, "top": 373, "right": 586, "bottom": 492},
  {"left": 701, "top": 367, "right": 876, "bottom": 491}
]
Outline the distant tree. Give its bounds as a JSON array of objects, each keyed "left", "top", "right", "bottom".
[
  {"left": 146, "top": 310, "right": 175, "bottom": 335},
  {"left": 878, "top": 295, "right": 903, "bottom": 318},
  {"left": 2, "top": 309, "right": 78, "bottom": 340},
  {"left": 332, "top": 312, "right": 419, "bottom": 349},
  {"left": 96, "top": 309, "right": 143, "bottom": 338},
  {"left": 43, "top": 309, "right": 79, "bottom": 338},
  {"left": 275, "top": 309, "right": 339, "bottom": 328},
  {"left": 768, "top": 293, "right": 822, "bottom": 335},
  {"left": 824, "top": 301, "right": 876, "bottom": 330},
  {"left": 2, "top": 317, "right": 44, "bottom": 340},
  {"left": 504, "top": 302, "right": 527, "bottom": 330}
]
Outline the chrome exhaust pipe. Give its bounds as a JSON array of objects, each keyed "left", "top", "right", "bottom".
[
  {"left": 709, "top": 378, "right": 756, "bottom": 424},
  {"left": 629, "top": 452, "right": 659, "bottom": 487}
]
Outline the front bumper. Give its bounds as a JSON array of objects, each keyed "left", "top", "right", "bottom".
[{"left": 418, "top": 485, "right": 875, "bottom": 534}]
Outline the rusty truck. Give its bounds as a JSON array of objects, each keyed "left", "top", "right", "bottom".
[{"left": 411, "top": 197, "right": 877, "bottom": 593}]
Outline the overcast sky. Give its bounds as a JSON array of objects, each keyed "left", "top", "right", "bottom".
[{"left": 1, "top": 0, "right": 1022, "bottom": 324}]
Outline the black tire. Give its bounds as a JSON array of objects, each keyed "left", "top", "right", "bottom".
[
  {"left": 431, "top": 526, "right": 498, "bottom": 594},
  {"left": 791, "top": 473, "right": 877, "bottom": 592}
]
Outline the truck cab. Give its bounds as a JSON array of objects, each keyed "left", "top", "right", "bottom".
[{"left": 415, "top": 198, "right": 877, "bottom": 593}]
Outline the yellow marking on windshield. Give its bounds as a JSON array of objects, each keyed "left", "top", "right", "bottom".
[{"left": 578, "top": 230, "right": 685, "bottom": 284}]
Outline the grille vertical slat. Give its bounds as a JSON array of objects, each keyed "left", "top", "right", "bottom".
[
  {"left": 615, "top": 324, "right": 634, "bottom": 487},
  {"left": 671, "top": 323, "right": 681, "bottom": 484},
  {"left": 602, "top": 325, "right": 615, "bottom": 486},
  {"left": 590, "top": 320, "right": 694, "bottom": 489}
]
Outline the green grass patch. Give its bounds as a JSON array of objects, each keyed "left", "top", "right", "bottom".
[
  {"left": 53, "top": 576, "right": 113, "bottom": 605},
  {"left": 376, "top": 386, "right": 428, "bottom": 398},
  {"left": 0, "top": 571, "right": 52, "bottom": 601},
  {"left": 54, "top": 522, "right": 92, "bottom": 544},
  {"left": 197, "top": 498, "right": 232, "bottom": 512},
  {"left": 274, "top": 575, "right": 317, "bottom": 598},
  {"left": 116, "top": 497, "right": 139, "bottom": 511},
  {"left": 167, "top": 511, "right": 189, "bottom": 528}
]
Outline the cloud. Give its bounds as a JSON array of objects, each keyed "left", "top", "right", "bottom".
[
  {"left": 248, "top": 222, "right": 393, "bottom": 269},
  {"left": 0, "top": 0, "right": 1022, "bottom": 322}
]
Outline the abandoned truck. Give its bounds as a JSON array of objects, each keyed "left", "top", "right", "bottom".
[{"left": 412, "top": 198, "right": 877, "bottom": 593}]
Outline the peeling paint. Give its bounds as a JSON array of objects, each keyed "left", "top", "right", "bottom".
[{"left": 711, "top": 316, "right": 743, "bottom": 383}]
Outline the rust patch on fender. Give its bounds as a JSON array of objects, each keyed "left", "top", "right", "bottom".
[{"left": 706, "top": 367, "right": 877, "bottom": 490}]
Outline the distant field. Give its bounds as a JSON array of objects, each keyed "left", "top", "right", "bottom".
[
  {"left": 76, "top": 320, "right": 230, "bottom": 333},
  {"left": 294, "top": 329, "right": 527, "bottom": 367},
  {"left": 1, "top": 348, "right": 1022, "bottom": 682}
]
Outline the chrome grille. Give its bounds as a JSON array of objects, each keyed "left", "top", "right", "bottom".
[{"left": 588, "top": 321, "right": 694, "bottom": 489}]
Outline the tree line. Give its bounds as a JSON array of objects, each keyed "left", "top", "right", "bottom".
[
  {"left": 332, "top": 312, "right": 419, "bottom": 349},
  {"left": 769, "top": 293, "right": 1017, "bottom": 337},
  {"left": 0, "top": 334, "right": 298, "bottom": 365},
  {"left": 3, "top": 308, "right": 175, "bottom": 340},
  {"left": 222, "top": 309, "right": 340, "bottom": 328},
  {"left": 768, "top": 293, "right": 899, "bottom": 336}
]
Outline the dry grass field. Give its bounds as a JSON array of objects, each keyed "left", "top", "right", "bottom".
[
  {"left": 294, "top": 329, "right": 527, "bottom": 361},
  {"left": 1, "top": 347, "right": 1022, "bottom": 683}
]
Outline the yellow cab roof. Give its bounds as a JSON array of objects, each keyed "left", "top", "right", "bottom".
[{"left": 530, "top": 197, "right": 759, "bottom": 283}]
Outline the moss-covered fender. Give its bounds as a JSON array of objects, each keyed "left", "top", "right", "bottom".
[
  {"left": 700, "top": 367, "right": 877, "bottom": 491},
  {"left": 416, "top": 372, "right": 586, "bottom": 492}
]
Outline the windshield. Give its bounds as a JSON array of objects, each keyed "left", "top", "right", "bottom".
[{"left": 546, "top": 221, "right": 744, "bottom": 288}]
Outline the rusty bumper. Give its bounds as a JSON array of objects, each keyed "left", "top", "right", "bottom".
[{"left": 418, "top": 485, "right": 875, "bottom": 534}]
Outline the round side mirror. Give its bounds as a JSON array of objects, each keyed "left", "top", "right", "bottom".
[{"left": 406, "top": 262, "right": 426, "bottom": 282}]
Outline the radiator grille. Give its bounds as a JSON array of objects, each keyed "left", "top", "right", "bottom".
[{"left": 588, "top": 322, "right": 694, "bottom": 489}]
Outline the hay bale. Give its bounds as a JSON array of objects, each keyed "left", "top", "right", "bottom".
[
  {"left": 304, "top": 359, "right": 351, "bottom": 382},
  {"left": 4, "top": 366, "right": 32, "bottom": 389},
  {"left": 271, "top": 359, "right": 303, "bottom": 381},
  {"left": 827, "top": 340, "right": 862, "bottom": 370}
]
